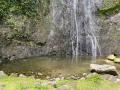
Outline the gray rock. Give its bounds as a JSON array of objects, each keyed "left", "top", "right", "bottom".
[
  {"left": 19, "top": 74, "right": 27, "bottom": 78},
  {"left": 0, "top": 71, "right": 7, "bottom": 77},
  {"left": 80, "top": 77, "right": 85, "bottom": 80},
  {"left": 83, "top": 73, "right": 87, "bottom": 77},
  {"left": 90, "top": 64, "right": 118, "bottom": 76},
  {"left": 110, "top": 13, "right": 120, "bottom": 23},
  {"left": 86, "top": 73, "right": 97, "bottom": 78},
  {"left": 59, "top": 85, "right": 69, "bottom": 90},
  {"left": 38, "top": 72, "right": 43, "bottom": 76},
  {"left": 95, "top": 0, "right": 103, "bottom": 9},
  {"left": 70, "top": 76, "right": 78, "bottom": 80},
  {"left": 101, "top": 74, "right": 120, "bottom": 83},
  {"left": 10, "top": 73, "right": 18, "bottom": 77}
]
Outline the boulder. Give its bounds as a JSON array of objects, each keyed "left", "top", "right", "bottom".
[
  {"left": 105, "top": 60, "right": 114, "bottom": 64},
  {"left": 114, "top": 58, "right": 120, "bottom": 63},
  {"left": 107, "top": 55, "right": 116, "bottom": 61},
  {"left": 90, "top": 64, "right": 118, "bottom": 76},
  {"left": 101, "top": 74, "right": 119, "bottom": 83}
]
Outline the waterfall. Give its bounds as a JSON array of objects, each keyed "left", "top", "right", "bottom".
[
  {"left": 52, "top": 0, "right": 101, "bottom": 58},
  {"left": 82, "top": 0, "right": 101, "bottom": 58}
]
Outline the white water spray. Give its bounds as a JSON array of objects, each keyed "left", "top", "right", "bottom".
[{"left": 52, "top": 0, "right": 101, "bottom": 59}]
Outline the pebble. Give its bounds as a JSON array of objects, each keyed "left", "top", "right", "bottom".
[
  {"left": 80, "top": 77, "right": 85, "bottom": 80},
  {"left": 19, "top": 74, "right": 27, "bottom": 78}
]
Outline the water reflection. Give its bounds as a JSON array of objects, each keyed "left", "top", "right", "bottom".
[{"left": 0, "top": 57, "right": 102, "bottom": 78}]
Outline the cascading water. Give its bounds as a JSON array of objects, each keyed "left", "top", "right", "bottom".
[{"left": 52, "top": 0, "right": 101, "bottom": 59}]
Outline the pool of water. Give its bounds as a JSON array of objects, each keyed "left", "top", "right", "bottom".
[{"left": 0, "top": 57, "right": 119, "bottom": 79}]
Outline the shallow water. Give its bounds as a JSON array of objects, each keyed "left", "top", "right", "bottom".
[{"left": 0, "top": 57, "right": 119, "bottom": 79}]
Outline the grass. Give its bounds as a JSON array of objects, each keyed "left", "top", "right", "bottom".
[
  {"left": 0, "top": 75, "right": 120, "bottom": 90},
  {"left": 76, "top": 75, "right": 120, "bottom": 90},
  {"left": 0, "top": 76, "right": 53, "bottom": 90}
]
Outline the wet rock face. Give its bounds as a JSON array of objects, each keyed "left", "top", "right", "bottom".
[
  {"left": 0, "top": 24, "right": 49, "bottom": 60},
  {"left": 2, "top": 45, "right": 46, "bottom": 60},
  {"left": 90, "top": 64, "right": 118, "bottom": 76},
  {"left": 95, "top": 0, "right": 104, "bottom": 9},
  {"left": 100, "top": 12, "right": 120, "bottom": 56}
]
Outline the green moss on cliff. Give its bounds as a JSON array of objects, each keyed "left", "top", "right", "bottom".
[
  {"left": 99, "top": 4, "right": 120, "bottom": 16},
  {"left": 99, "top": 0, "right": 120, "bottom": 17}
]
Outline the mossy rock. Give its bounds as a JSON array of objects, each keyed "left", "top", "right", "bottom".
[
  {"left": 114, "top": 58, "right": 120, "bottom": 63},
  {"left": 107, "top": 55, "right": 116, "bottom": 61}
]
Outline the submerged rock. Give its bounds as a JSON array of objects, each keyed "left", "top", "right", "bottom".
[{"left": 90, "top": 64, "right": 118, "bottom": 76}]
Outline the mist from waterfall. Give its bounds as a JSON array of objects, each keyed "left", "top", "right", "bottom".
[{"left": 52, "top": 0, "right": 101, "bottom": 59}]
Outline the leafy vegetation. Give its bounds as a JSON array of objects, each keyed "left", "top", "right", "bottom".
[
  {"left": 0, "top": 0, "right": 36, "bottom": 20},
  {"left": 99, "top": 3, "right": 120, "bottom": 16},
  {"left": 0, "top": 0, "right": 50, "bottom": 28},
  {"left": 0, "top": 0, "right": 50, "bottom": 43}
]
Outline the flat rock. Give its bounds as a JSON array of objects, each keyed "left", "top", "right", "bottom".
[{"left": 90, "top": 64, "right": 118, "bottom": 76}]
